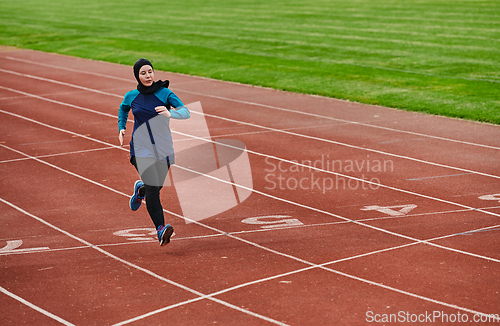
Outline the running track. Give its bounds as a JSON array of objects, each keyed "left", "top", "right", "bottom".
[{"left": 1, "top": 47, "right": 499, "bottom": 325}]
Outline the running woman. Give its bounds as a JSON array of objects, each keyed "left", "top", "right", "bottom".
[{"left": 118, "top": 58, "right": 190, "bottom": 246}]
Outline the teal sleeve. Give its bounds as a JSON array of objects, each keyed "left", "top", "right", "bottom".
[
  {"left": 170, "top": 105, "right": 190, "bottom": 119},
  {"left": 118, "top": 90, "right": 139, "bottom": 130},
  {"left": 155, "top": 88, "right": 190, "bottom": 120},
  {"left": 166, "top": 91, "right": 184, "bottom": 108},
  {"left": 118, "top": 105, "right": 130, "bottom": 131}
]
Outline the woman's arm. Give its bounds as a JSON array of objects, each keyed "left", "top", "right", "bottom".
[
  {"left": 170, "top": 105, "right": 190, "bottom": 119},
  {"left": 118, "top": 105, "right": 129, "bottom": 146},
  {"left": 166, "top": 91, "right": 190, "bottom": 119},
  {"left": 118, "top": 105, "right": 130, "bottom": 131},
  {"left": 155, "top": 105, "right": 190, "bottom": 119},
  {"left": 154, "top": 88, "right": 191, "bottom": 119},
  {"left": 118, "top": 93, "right": 133, "bottom": 146}
]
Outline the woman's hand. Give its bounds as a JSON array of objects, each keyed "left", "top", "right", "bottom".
[
  {"left": 155, "top": 106, "right": 171, "bottom": 118},
  {"left": 119, "top": 129, "right": 126, "bottom": 146}
]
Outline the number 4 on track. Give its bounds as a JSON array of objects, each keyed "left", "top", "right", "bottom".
[{"left": 360, "top": 204, "right": 417, "bottom": 217}]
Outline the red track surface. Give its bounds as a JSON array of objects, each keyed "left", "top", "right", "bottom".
[{"left": 1, "top": 47, "right": 500, "bottom": 325}]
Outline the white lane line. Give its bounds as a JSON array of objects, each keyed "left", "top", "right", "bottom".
[
  {"left": 111, "top": 212, "right": 500, "bottom": 324},
  {"left": 171, "top": 157, "right": 500, "bottom": 263},
  {"left": 192, "top": 110, "right": 500, "bottom": 180},
  {"left": 4, "top": 56, "right": 133, "bottom": 82},
  {"left": 0, "top": 196, "right": 290, "bottom": 326},
  {"left": 2, "top": 82, "right": 500, "bottom": 281},
  {"left": 0, "top": 146, "right": 116, "bottom": 164},
  {"left": 2, "top": 68, "right": 500, "bottom": 189},
  {"left": 2, "top": 96, "right": 500, "bottom": 258},
  {"left": 3, "top": 203, "right": 499, "bottom": 257},
  {"left": 0, "top": 240, "right": 50, "bottom": 254},
  {"left": 121, "top": 217, "right": 497, "bottom": 324},
  {"left": 1, "top": 86, "right": 500, "bottom": 219},
  {"left": 0, "top": 68, "right": 122, "bottom": 98},
  {"left": 1, "top": 55, "right": 498, "bottom": 320},
  {"left": 1, "top": 86, "right": 499, "bottom": 220},
  {"left": 173, "top": 87, "right": 500, "bottom": 151},
  {"left": 0, "top": 245, "right": 90, "bottom": 256},
  {"left": 3, "top": 122, "right": 500, "bottom": 265},
  {"left": 1, "top": 143, "right": 497, "bottom": 323},
  {"left": 0, "top": 285, "right": 76, "bottom": 325},
  {"left": 1, "top": 70, "right": 499, "bottom": 183},
  {"left": 2, "top": 59, "right": 499, "bottom": 152},
  {"left": 0, "top": 139, "right": 294, "bottom": 324},
  {"left": 3, "top": 87, "right": 500, "bottom": 218},
  {"left": 0, "top": 108, "right": 122, "bottom": 150},
  {"left": 111, "top": 297, "right": 209, "bottom": 326},
  {"left": 406, "top": 172, "right": 475, "bottom": 181},
  {"left": 4, "top": 79, "right": 497, "bottom": 185}
]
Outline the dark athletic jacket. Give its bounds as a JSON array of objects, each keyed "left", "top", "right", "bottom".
[{"left": 118, "top": 87, "right": 190, "bottom": 163}]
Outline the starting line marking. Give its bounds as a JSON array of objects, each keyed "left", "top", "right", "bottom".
[
  {"left": 479, "top": 194, "right": 500, "bottom": 203},
  {"left": 361, "top": 204, "right": 418, "bottom": 217},
  {"left": 0, "top": 240, "right": 49, "bottom": 254},
  {"left": 113, "top": 228, "right": 157, "bottom": 241},
  {"left": 113, "top": 228, "right": 177, "bottom": 242},
  {"left": 241, "top": 215, "right": 304, "bottom": 229}
]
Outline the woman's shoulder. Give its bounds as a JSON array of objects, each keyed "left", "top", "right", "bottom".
[
  {"left": 154, "top": 86, "right": 172, "bottom": 94},
  {"left": 153, "top": 87, "right": 173, "bottom": 100},
  {"left": 124, "top": 89, "right": 140, "bottom": 97},
  {"left": 122, "top": 89, "right": 140, "bottom": 104},
  {"left": 122, "top": 89, "right": 140, "bottom": 106}
]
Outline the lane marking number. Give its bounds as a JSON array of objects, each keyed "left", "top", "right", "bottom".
[
  {"left": 479, "top": 194, "right": 500, "bottom": 203},
  {"left": 361, "top": 204, "right": 417, "bottom": 217},
  {"left": 241, "top": 215, "right": 303, "bottom": 229},
  {"left": 113, "top": 228, "right": 157, "bottom": 241},
  {"left": 0, "top": 240, "right": 49, "bottom": 254}
]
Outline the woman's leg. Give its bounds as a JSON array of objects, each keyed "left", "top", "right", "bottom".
[
  {"left": 130, "top": 156, "right": 170, "bottom": 229},
  {"left": 143, "top": 184, "right": 164, "bottom": 229}
]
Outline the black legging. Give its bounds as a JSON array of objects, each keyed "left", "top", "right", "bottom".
[{"left": 130, "top": 156, "right": 170, "bottom": 229}]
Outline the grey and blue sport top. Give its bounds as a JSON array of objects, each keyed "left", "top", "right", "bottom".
[{"left": 118, "top": 87, "right": 190, "bottom": 163}]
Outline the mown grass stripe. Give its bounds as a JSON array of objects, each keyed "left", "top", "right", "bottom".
[{"left": 0, "top": 0, "right": 499, "bottom": 124}]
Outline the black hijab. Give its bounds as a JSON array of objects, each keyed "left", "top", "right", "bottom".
[{"left": 133, "top": 58, "right": 169, "bottom": 94}]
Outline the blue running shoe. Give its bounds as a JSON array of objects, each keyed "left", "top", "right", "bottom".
[
  {"left": 157, "top": 224, "right": 174, "bottom": 246},
  {"left": 129, "top": 180, "right": 145, "bottom": 211}
]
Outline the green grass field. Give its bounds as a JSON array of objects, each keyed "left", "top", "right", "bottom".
[{"left": 1, "top": 0, "right": 499, "bottom": 124}]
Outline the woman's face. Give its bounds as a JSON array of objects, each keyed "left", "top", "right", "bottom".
[{"left": 138, "top": 65, "right": 154, "bottom": 87}]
